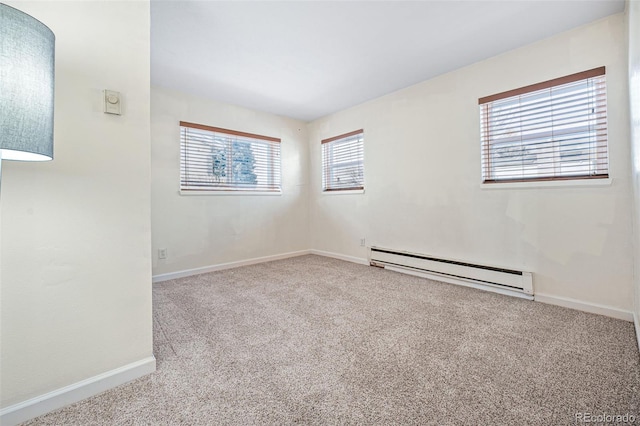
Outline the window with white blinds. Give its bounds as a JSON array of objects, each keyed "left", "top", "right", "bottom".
[
  {"left": 479, "top": 67, "right": 608, "bottom": 183},
  {"left": 180, "top": 121, "right": 281, "bottom": 192},
  {"left": 322, "top": 129, "right": 364, "bottom": 191}
]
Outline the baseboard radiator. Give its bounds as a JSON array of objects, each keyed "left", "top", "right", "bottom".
[{"left": 370, "top": 247, "right": 534, "bottom": 300}]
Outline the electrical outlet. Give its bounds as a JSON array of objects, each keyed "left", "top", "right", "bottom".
[
  {"left": 158, "top": 248, "right": 167, "bottom": 259},
  {"left": 360, "top": 238, "right": 366, "bottom": 247}
]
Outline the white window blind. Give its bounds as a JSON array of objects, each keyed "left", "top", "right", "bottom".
[
  {"left": 479, "top": 67, "right": 608, "bottom": 183},
  {"left": 180, "top": 121, "right": 281, "bottom": 192},
  {"left": 322, "top": 129, "right": 364, "bottom": 191}
]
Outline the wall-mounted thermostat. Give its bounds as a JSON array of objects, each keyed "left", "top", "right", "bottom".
[{"left": 103, "top": 90, "right": 121, "bottom": 115}]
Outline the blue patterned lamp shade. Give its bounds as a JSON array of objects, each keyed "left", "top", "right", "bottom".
[{"left": 0, "top": 3, "right": 55, "bottom": 161}]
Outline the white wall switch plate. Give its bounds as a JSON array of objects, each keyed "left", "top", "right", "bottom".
[{"left": 103, "top": 89, "right": 121, "bottom": 115}]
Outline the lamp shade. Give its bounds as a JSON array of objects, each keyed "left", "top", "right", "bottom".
[{"left": 0, "top": 3, "right": 55, "bottom": 161}]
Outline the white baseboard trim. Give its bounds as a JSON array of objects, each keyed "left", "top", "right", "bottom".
[
  {"left": 309, "top": 249, "right": 369, "bottom": 266},
  {"left": 152, "top": 250, "right": 312, "bottom": 283},
  {"left": 0, "top": 356, "right": 156, "bottom": 426},
  {"left": 534, "top": 293, "right": 634, "bottom": 322}
]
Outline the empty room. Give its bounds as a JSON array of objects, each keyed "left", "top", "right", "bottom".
[{"left": 1, "top": 0, "right": 640, "bottom": 424}]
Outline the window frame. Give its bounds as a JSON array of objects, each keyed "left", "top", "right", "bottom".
[
  {"left": 179, "top": 121, "right": 282, "bottom": 194},
  {"left": 321, "top": 129, "right": 365, "bottom": 192},
  {"left": 479, "top": 67, "right": 608, "bottom": 185}
]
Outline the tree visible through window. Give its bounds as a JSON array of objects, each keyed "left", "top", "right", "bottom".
[
  {"left": 210, "top": 141, "right": 258, "bottom": 185},
  {"left": 479, "top": 67, "right": 608, "bottom": 183},
  {"left": 180, "top": 121, "right": 281, "bottom": 192}
]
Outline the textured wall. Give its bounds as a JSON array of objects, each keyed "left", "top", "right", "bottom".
[
  {"left": 308, "top": 14, "right": 634, "bottom": 312},
  {"left": 151, "top": 87, "right": 309, "bottom": 276},
  {"left": 1, "top": 1, "right": 152, "bottom": 408},
  {"left": 628, "top": 0, "right": 640, "bottom": 342}
]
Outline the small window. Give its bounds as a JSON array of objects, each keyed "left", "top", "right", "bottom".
[
  {"left": 479, "top": 67, "right": 608, "bottom": 184},
  {"left": 322, "top": 129, "right": 364, "bottom": 191},
  {"left": 180, "top": 121, "right": 281, "bottom": 192}
]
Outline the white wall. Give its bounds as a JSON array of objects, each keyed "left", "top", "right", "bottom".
[
  {"left": 1, "top": 0, "right": 153, "bottom": 410},
  {"left": 151, "top": 87, "right": 309, "bottom": 277},
  {"left": 628, "top": 0, "right": 640, "bottom": 343},
  {"left": 308, "top": 14, "right": 634, "bottom": 313}
]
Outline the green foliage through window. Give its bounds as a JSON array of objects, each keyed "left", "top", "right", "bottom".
[{"left": 180, "top": 122, "right": 281, "bottom": 192}]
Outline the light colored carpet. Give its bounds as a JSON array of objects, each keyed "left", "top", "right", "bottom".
[{"left": 24, "top": 255, "right": 640, "bottom": 425}]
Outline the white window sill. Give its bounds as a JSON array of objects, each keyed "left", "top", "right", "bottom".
[
  {"left": 322, "top": 189, "right": 365, "bottom": 195},
  {"left": 179, "top": 190, "right": 282, "bottom": 196},
  {"left": 480, "top": 178, "right": 612, "bottom": 190}
]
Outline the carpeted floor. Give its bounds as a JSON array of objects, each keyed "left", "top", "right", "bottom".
[{"left": 24, "top": 255, "right": 640, "bottom": 425}]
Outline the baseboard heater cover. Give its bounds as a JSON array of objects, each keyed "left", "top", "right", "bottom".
[{"left": 370, "top": 247, "right": 533, "bottom": 299}]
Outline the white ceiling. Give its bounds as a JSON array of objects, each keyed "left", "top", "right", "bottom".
[{"left": 151, "top": 0, "right": 625, "bottom": 122}]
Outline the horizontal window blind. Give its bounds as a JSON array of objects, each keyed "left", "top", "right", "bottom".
[
  {"left": 180, "top": 121, "right": 281, "bottom": 192},
  {"left": 322, "top": 129, "right": 364, "bottom": 191},
  {"left": 479, "top": 67, "right": 608, "bottom": 183}
]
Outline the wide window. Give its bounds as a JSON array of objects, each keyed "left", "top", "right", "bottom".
[
  {"left": 479, "top": 67, "right": 608, "bottom": 183},
  {"left": 180, "top": 121, "right": 281, "bottom": 192},
  {"left": 322, "top": 129, "right": 364, "bottom": 191}
]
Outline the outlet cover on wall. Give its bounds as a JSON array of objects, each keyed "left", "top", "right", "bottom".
[
  {"left": 360, "top": 238, "right": 366, "bottom": 247},
  {"left": 158, "top": 248, "right": 167, "bottom": 259}
]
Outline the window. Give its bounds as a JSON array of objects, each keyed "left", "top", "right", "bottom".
[
  {"left": 321, "top": 129, "right": 364, "bottom": 191},
  {"left": 479, "top": 67, "right": 608, "bottom": 184},
  {"left": 180, "top": 121, "right": 281, "bottom": 192}
]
